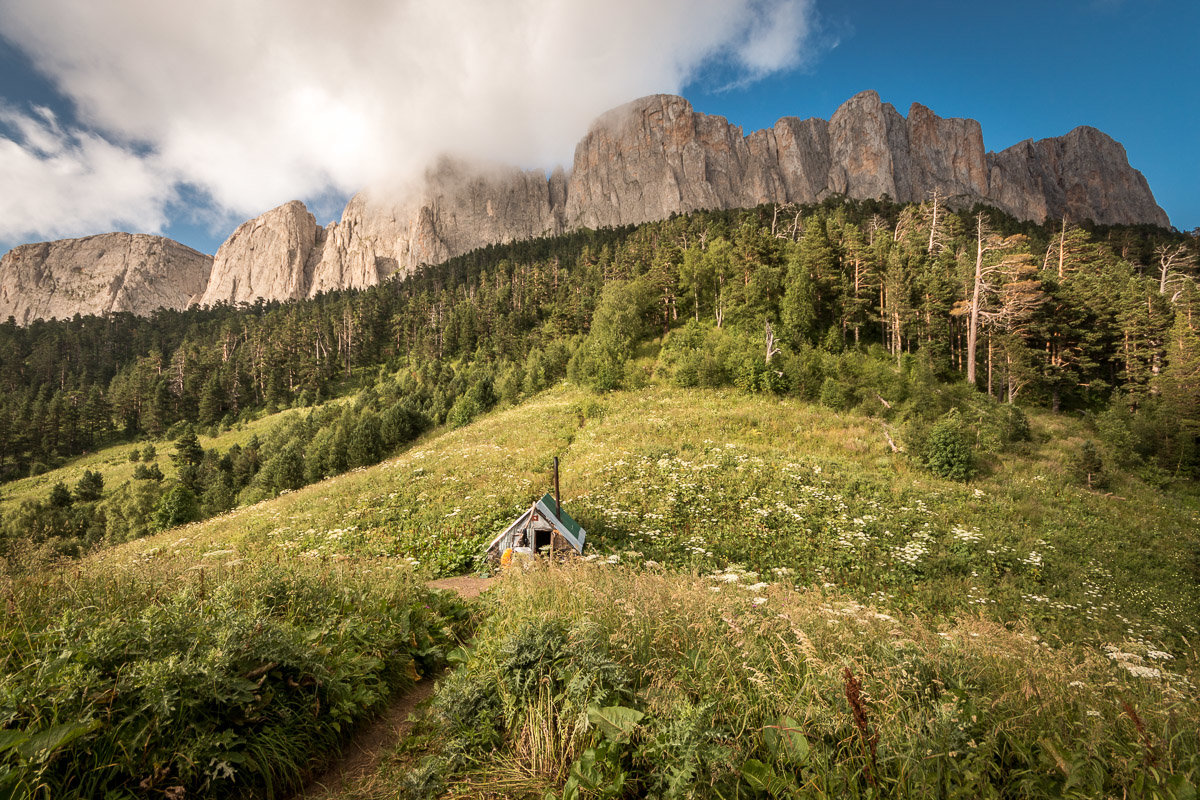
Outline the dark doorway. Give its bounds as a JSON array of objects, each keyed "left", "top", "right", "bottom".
[{"left": 534, "top": 528, "right": 552, "bottom": 552}]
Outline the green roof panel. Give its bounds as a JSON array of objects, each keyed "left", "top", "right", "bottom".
[{"left": 539, "top": 492, "right": 584, "bottom": 540}]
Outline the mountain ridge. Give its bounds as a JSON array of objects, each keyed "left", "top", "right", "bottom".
[{"left": 0, "top": 91, "right": 1171, "bottom": 323}]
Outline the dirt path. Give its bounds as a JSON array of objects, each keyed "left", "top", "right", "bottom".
[
  {"left": 292, "top": 576, "right": 493, "bottom": 799},
  {"left": 426, "top": 574, "right": 494, "bottom": 600}
]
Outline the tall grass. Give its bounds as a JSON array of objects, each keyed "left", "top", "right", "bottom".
[
  {"left": 0, "top": 554, "right": 469, "bottom": 798},
  {"left": 411, "top": 562, "right": 1198, "bottom": 799}
]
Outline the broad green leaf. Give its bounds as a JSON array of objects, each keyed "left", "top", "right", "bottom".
[
  {"left": 0, "top": 730, "right": 29, "bottom": 754},
  {"left": 15, "top": 720, "right": 99, "bottom": 764},
  {"left": 586, "top": 705, "right": 644, "bottom": 742},
  {"left": 741, "top": 758, "right": 799, "bottom": 798},
  {"left": 741, "top": 758, "right": 778, "bottom": 791},
  {"left": 763, "top": 716, "right": 809, "bottom": 764}
]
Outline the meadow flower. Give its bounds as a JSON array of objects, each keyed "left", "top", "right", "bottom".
[{"left": 1122, "top": 664, "right": 1162, "bottom": 679}]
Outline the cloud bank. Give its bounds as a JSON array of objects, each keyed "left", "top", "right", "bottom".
[{"left": 0, "top": 0, "right": 820, "bottom": 248}]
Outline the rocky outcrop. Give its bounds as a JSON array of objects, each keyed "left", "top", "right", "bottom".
[
  {"left": 0, "top": 234, "right": 211, "bottom": 325},
  {"left": 309, "top": 159, "right": 568, "bottom": 293},
  {"left": 986, "top": 126, "right": 1169, "bottom": 227},
  {"left": 199, "top": 200, "right": 324, "bottom": 306},
  {"left": 319, "top": 91, "right": 1165, "bottom": 291},
  {"left": 563, "top": 91, "right": 1164, "bottom": 225}
]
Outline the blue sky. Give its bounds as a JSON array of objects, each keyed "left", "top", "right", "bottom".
[
  {"left": 690, "top": 0, "right": 1200, "bottom": 236},
  {"left": 0, "top": 0, "right": 1195, "bottom": 256}
]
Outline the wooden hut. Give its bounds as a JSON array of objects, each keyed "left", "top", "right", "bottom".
[{"left": 485, "top": 492, "right": 586, "bottom": 560}]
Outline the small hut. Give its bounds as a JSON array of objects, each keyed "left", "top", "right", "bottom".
[{"left": 485, "top": 492, "right": 586, "bottom": 560}]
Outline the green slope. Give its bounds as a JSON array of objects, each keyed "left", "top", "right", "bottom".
[
  {"left": 4, "top": 383, "right": 1199, "bottom": 798},
  {"left": 89, "top": 383, "right": 1199, "bottom": 654}
]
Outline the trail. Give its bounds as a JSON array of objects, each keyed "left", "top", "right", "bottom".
[{"left": 292, "top": 575, "right": 493, "bottom": 800}]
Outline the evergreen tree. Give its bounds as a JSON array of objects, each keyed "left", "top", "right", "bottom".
[{"left": 74, "top": 470, "right": 104, "bottom": 502}]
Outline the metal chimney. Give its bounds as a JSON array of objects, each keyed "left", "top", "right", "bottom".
[{"left": 553, "top": 456, "right": 561, "bottom": 519}]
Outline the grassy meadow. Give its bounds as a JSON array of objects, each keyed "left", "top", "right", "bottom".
[
  {"left": 2, "top": 382, "right": 1199, "bottom": 797},
  {"left": 0, "top": 407, "right": 297, "bottom": 515}
]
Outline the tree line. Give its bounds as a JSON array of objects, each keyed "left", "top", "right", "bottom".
[{"left": 0, "top": 197, "right": 1196, "bottom": 488}]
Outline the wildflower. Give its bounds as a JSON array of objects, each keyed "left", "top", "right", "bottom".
[
  {"left": 1122, "top": 664, "right": 1162, "bottom": 679},
  {"left": 752, "top": 597, "right": 768, "bottom": 606}
]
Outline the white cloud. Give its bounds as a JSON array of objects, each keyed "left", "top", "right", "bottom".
[
  {"left": 0, "top": 104, "right": 175, "bottom": 241},
  {"left": 0, "top": 0, "right": 821, "bottom": 246}
]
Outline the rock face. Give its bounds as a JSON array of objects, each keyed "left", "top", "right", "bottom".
[
  {"left": 0, "top": 91, "right": 1170, "bottom": 322},
  {"left": 0, "top": 234, "right": 211, "bottom": 325},
  {"left": 199, "top": 200, "right": 324, "bottom": 306},
  {"left": 986, "top": 126, "right": 1168, "bottom": 228},
  {"left": 318, "top": 91, "right": 1165, "bottom": 288},
  {"left": 309, "top": 159, "right": 568, "bottom": 296},
  {"left": 564, "top": 91, "right": 1164, "bottom": 226}
]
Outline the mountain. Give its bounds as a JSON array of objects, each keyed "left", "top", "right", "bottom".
[
  {"left": 210, "top": 91, "right": 1170, "bottom": 304},
  {"left": 0, "top": 91, "right": 1170, "bottom": 321},
  {"left": 0, "top": 233, "right": 212, "bottom": 325}
]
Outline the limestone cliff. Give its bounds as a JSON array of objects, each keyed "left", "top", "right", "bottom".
[
  {"left": 310, "top": 158, "right": 568, "bottom": 290},
  {"left": 199, "top": 200, "right": 324, "bottom": 306},
  {"left": 323, "top": 91, "right": 1165, "bottom": 295},
  {"left": 0, "top": 91, "right": 1170, "bottom": 321},
  {"left": 0, "top": 234, "right": 211, "bottom": 325}
]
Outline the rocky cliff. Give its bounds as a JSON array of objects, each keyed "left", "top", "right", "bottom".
[
  {"left": 0, "top": 234, "right": 211, "bottom": 325},
  {"left": 317, "top": 91, "right": 1166, "bottom": 287},
  {"left": 199, "top": 200, "right": 324, "bottom": 306},
  {"left": 0, "top": 91, "right": 1170, "bottom": 321},
  {"left": 309, "top": 159, "right": 568, "bottom": 297}
]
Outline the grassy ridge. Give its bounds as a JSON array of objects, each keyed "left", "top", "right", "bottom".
[{"left": 0, "top": 408, "right": 294, "bottom": 514}]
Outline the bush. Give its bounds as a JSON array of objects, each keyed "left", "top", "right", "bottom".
[
  {"left": 818, "top": 377, "right": 854, "bottom": 411},
  {"left": 447, "top": 394, "right": 481, "bottom": 428},
  {"left": 133, "top": 463, "right": 164, "bottom": 481},
  {"left": 921, "top": 411, "right": 974, "bottom": 481},
  {"left": 154, "top": 485, "right": 200, "bottom": 530},
  {"left": 74, "top": 470, "right": 104, "bottom": 502}
]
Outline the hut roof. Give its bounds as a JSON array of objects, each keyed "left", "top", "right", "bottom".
[{"left": 537, "top": 492, "right": 584, "bottom": 542}]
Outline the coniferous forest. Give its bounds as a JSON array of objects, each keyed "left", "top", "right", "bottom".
[{"left": 1, "top": 197, "right": 1198, "bottom": 564}]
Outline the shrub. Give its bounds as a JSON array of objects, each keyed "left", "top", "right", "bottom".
[
  {"left": 819, "top": 377, "right": 854, "bottom": 411},
  {"left": 154, "top": 485, "right": 200, "bottom": 530},
  {"left": 922, "top": 411, "right": 974, "bottom": 481},
  {"left": 74, "top": 470, "right": 104, "bottom": 502}
]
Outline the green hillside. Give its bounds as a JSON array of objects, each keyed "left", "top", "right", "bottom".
[
  {"left": 2, "top": 383, "right": 1199, "bottom": 796},
  {"left": 2, "top": 197, "right": 1199, "bottom": 797}
]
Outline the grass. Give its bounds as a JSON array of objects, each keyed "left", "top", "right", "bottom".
[
  {"left": 394, "top": 562, "right": 1200, "bottom": 798},
  {"left": 76, "top": 383, "right": 1198, "bottom": 653},
  {"left": 0, "top": 546, "right": 470, "bottom": 798},
  {"left": 2, "top": 381, "right": 1199, "bottom": 797}
]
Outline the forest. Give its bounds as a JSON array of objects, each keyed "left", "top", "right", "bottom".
[{"left": 1, "top": 196, "right": 1197, "bottom": 564}]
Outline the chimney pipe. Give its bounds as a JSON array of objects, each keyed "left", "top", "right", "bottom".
[{"left": 553, "top": 457, "right": 561, "bottom": 520}]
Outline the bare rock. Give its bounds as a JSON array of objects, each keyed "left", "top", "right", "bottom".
[
  {"left": 0, "top": 234, "right": 211, "bottom": 325},
  {"left": 199, "top": 200, "right": 322, "bottom": 306},
  {"left": 310, "top": 157, "right": 566, "bottom": 293},
  {"left": 987, "top": 126, "right": 1170, "bottom": 227},
  {"left": 905, "top": 102, "right": 989, "bottom": 204}
]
